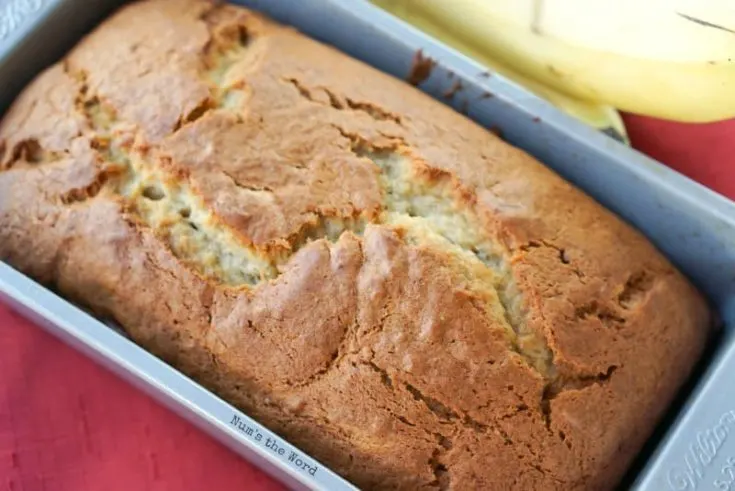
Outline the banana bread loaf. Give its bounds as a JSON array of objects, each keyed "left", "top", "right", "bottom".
[{"left": 0, "top": 1, "right": 711, "bottom": 489}]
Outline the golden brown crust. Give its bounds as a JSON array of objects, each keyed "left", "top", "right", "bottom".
[{"left": 0, "top": 1, "right": 710, "bottom": 489}]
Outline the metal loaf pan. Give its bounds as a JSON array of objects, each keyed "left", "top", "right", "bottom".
[{"left": 1, "top": 1, "right": 734, "bottom": 490}]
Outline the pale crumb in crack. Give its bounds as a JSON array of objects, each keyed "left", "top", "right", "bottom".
[
  {"left": 204, "top": 24, "right": 250, "bottom": 87},
  {"left": 80, "top": 93, "right": 365, "bottom": 287},
  {"left": 220, "top": 89, "right": 248, "bottom": 113},
  {"left": 348, "top": 138, "right": 555, "bottom": 379},
  {"left": 202, "top": 26, "right": 256, "bottom": 118},
  {"left": 117, "top": 150, "right": 277, "bottom": 285},
  {"left": 83, "top": 96, "right": 274, "bottom": 285},
  {"left": 206, "top": 47, "right": 247, "bottom": 88},
  {"left": 85, "top": 98, "right": 116, "bottom": 132},
  {"left": 116, "top": 144, "right": 363, "bottom": 286},
  {"left": 83, "top": 100, "right": 132, "bottom": 169}
]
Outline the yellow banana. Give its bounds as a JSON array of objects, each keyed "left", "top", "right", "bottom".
[
  {"left": 373, "top": 0, "right": 735, "bottom": 123},
  {"left": 372, "top": 0, "right": 629, "bottom": 142}
]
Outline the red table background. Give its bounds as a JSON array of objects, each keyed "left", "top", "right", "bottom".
[{"left": 1, "top": 115, "right": 733, "bottom": 491}]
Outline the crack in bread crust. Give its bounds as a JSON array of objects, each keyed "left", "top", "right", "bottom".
[
  {"left": 283, "top": 77, "right": 404, "bottom": 126},
  {"left": 344, "top": 134, "right": 555, "bottom": 380},
  {"left": 1, "top": 138, "right": 65, "bottom": 170},
  {"left": 73, "top": 83, "right": 277, "bottom": 285},
  {"left": 60, "top": 27, "right": 370, "bottom": 287}
]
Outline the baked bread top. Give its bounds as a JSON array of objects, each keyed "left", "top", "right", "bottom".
[{"left": 0, "top": 1, "right": 710, "bottom": 489}]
